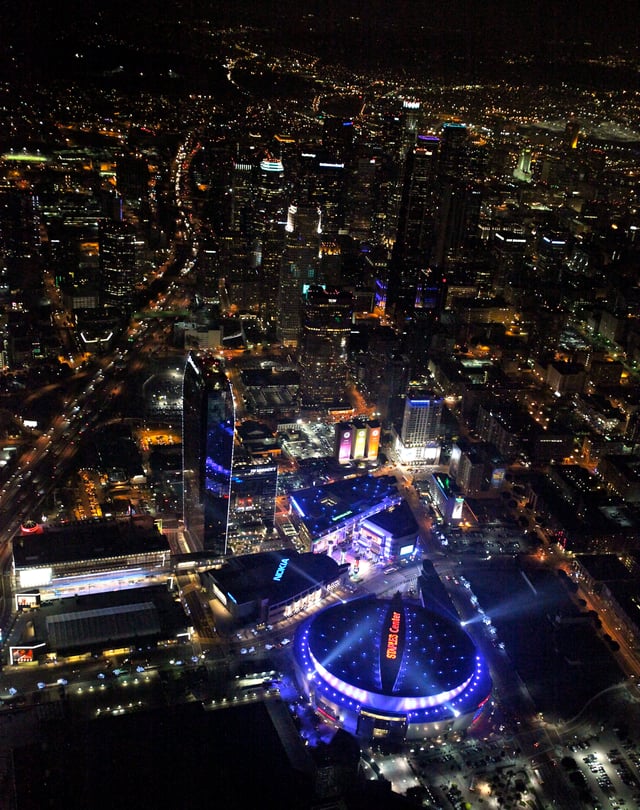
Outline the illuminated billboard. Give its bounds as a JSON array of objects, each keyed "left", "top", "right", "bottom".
[
  {"left": 385, "top": 610, "right": 402, "bottom": 661},
  {"left": 15, "top": 592, "right": 41, "bottom": 611},
  {"left": 366, "top": 424, "right": 380, "bottom": 461},
  {"left": 336, "top": 423, "right": 353, "bottom": 464},
  {"left": 10, "top": 644, "right": 46, "bottom": 665},
  {"left": 396, "top": 440, "right": 440, "bottom": 465},
  {"left": 19, "top": 567, "right": 53, "bottom": 589},
  {"left": 353, "top": 426, "right": 367, "bottom": 459}
]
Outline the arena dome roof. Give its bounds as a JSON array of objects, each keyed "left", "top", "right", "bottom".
[{"left": 295, "top": 594, "right": 491, "bottom": 724}]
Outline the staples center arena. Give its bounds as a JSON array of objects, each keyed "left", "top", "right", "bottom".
[{"left": 294, "top": 594, "right": 492, "bottom": 741}]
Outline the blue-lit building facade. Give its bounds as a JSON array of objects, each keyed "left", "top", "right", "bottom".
[
  {"left": 289, "top": 475, "right": 402, "bottom": 554},
  {"left": 182, "top": 352, "right": 235, "bottom": 556},
  {"left": 355, "top": 501, "right": 419, "bottom": 563},
  {"left": 294, "top": 594, "right": 492, "bottom": 741}
]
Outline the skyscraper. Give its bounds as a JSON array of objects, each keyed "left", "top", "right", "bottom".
[
  {"left": 182, "top": 352, "right": 235, "bottom": 556},
  {"left": 394, "top": 388, "right": 443, "bottom": 465},
  {"left": 228, "top": 448, "right": 278, "bottom": 537},
  {"left": 432, "top": 180, "right": 482, "bottom": 269},
  {"left": 298, "top": 286, "right": 353, "bottom": 409},
  {"left": 229, "top": 156, "right": 255, "bottom": 235},
  {"left": 99, "top": 219, "right": 141, "bottom": 307},
  {"left": 386, "top": 136, "right": 440, "bottom": 325},
  {"left": 437, "top": 123, "right": 468, "bottom": 182},
  {"left": 277, "top": 203, "right": 321, "bottom": 344},
  {"left": 400, "top": 99, "right": 421, "bottom": 159},
  {"left": 250, "top": 154, "right": 287, "bottom": 327}
]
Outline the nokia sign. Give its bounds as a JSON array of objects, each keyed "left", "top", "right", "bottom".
[{"left": 273, "top": 558, "right": 290, "bottom": 582}]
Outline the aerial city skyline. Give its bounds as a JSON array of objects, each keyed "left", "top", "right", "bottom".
[{"left": 0, "top": 4, "right": 640, "bottom": 808}]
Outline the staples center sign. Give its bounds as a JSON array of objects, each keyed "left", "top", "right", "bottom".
[{"left": 385, "top": 610, "right": 402, "bottom": 660}]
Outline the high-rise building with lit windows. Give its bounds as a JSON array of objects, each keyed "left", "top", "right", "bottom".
[
  {"left": 393, "top": 389, "right": 443, "bottom": 464},
  {"left": 400, "top": 99, "right": 421, "bottom": 158},
  {"left": 386, "top": 136, "right": 440, "bottom": 326},
  {"left": 437, "top": 122, "right": 468, "bottom": 181},
  {"left": 277, "top": 203, "right": 321, "bottom": 344},
  {"left": 400, "top": 390, "right": 443, "bottom": 445},
  {"left": 254, "top": 155, "right": 287, "bottom": 326},
  {"left": 182, "top": 352, "right": 235, "bottom": 556},
  {"left": 298, "top": 286, "right": 353, "bottom": 408},
  {"left": 228, "top": 447, "right": 278, "bottom": 536},
  {"left": 99, "top": 219, "right": 141, "bottom": 307}
]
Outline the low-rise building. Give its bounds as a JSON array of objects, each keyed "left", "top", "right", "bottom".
[
  {"left": 202, "top": 549, "right": 348, "bottom": 625},
  {"left": 356, "top": 501, "right": 419, "bottom": 562},
  {"left": 12, "top": 516, "right": 171, "bottom": 600}
]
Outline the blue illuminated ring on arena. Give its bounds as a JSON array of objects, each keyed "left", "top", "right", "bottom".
[
  {"left": 294, "top": 595, "right": 492, "bottom": 728},
  {"left": 309, "top": 648, "right": 477, "bottom": 712}
]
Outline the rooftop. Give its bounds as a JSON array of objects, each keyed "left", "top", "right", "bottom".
[
  {"left": 574, "top": 553, "right": 632, "bottom": 582},
  {"left": 295, "top": 594, "right": 492, "bottom": 721},
  {"left": 208, "top": 549, "right": 346, "bottom": 606},
  {"left": 13, "top": 516, "right": 169, "bottom": 568},
  {"left": 361, "top": 500, "right": 418, "bottom": 539},
  {"left": 23, "top": 585, "right": 188, "bottom": 654},
  {"left": 305, "top": 595, "right": 477, "bottom": 698},
  {"left": 290, "top": 474, "right": 400, "bottom": 539}
]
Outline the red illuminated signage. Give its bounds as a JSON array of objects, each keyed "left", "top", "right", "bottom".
[
  {"left": 9, "top": 643, "right": 45, "bottom": 665},
  {"left": 385, "top": 610, "right": 401, "bottom": 660}
]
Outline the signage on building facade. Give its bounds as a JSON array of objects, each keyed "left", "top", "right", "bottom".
[{"left": 273, "top": 558, "right": 290, "bottom": 582}]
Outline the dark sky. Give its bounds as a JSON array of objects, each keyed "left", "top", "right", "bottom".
[
  {"left": 4, "top": 0, "right": 636, "bottom": 49},
  {"left": 2, "top": 0, "right": 638, "bottom": 83}
]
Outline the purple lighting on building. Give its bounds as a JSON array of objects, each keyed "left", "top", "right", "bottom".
[{"left": 294, "top": 596, "right": 492, "bottom": 734}]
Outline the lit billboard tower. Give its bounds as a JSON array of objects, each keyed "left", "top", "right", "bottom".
[
  {"left": 335, "top": 422, "right": 354, "bottom": 464},
  {"left": 334, "top": 420, "right": 381, "bottom": 464},
  {"left": 182, "top": 352, "right": 235, "bottom": 556},
  {"left": 366, "top": 420, "right": 381, "bottom": 460},
  {"left": 352, "top": 422, "right": 368, "bottom": 459}
]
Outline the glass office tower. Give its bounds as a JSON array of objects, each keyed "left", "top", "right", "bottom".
[{"left": 182, "top": 352, "right": 235, "bottom": 556}]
